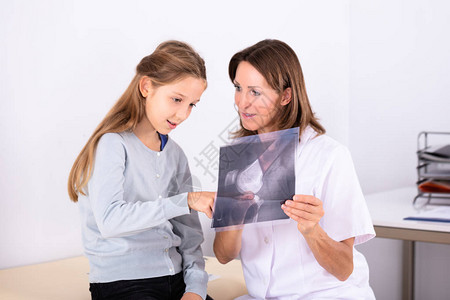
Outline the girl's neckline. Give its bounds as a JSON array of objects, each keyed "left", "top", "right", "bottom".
[{"left": 130, "top": 131, "right": 170, "bottom": 153}]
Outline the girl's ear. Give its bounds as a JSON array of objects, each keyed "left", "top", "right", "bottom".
[
  {"left": 139, "top": 76, "right": 152, "bottom": 98},
  {"left": 281, "top": 87, "right": 292, "bottom": 106}
]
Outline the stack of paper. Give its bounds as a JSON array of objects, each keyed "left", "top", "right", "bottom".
[
  {"left": 418, "top": 180, "right": 450, "bottom": 193},
  {"left": 404, "top": 206, "right": 450, "bottom": 223},
  {"left": 420, "top": 144, "right": 450, "bottom": 162}
]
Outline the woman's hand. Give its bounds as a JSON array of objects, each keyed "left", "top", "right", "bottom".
[
  {"left": 187, "top": 192, "right": 215, "bottom": 218},
  {"left": 281, "top": 194, "right": 324, "bottom": 236},
  {"left": 282, "top": 194, "right": 354, "bottom": 281},
  {"left": 181, "top": 292, "right": 202, "bottom": 300}
]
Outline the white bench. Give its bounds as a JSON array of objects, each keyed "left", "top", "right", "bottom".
[{"left": 0, "top": 256, "right": 247, "bottom": 300}]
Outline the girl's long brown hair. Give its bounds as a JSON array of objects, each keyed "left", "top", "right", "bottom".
[
  {"left": 228, "top": 39, "right": 325, "bottom": 138},
  {"left": 68, "top": 40, "right": 206, "bottom": 202}
]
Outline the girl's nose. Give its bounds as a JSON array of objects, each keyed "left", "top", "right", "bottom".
[{"left": 176, "top": 106, "right": 191, "bottom": 122}]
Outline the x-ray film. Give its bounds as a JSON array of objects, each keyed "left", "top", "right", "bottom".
[{"left": 212, "top": 127, "right": 298, "bottom": 229}]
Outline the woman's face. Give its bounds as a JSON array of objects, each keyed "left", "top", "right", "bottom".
[
  {"left": 233, "top": 61, "right": 282, "bottom": 134},
  {"left": 142, "top": 76, "right": 206, "bottom": 135}
]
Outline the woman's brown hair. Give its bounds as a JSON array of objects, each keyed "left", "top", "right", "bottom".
[
  {"left": 228, "top": 39, "right": 325, "bottom": 138},
  {"left": 68, "top": 40, "right": 206, "bottom": 202}
]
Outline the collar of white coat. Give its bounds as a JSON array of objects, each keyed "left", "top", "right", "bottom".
[{"left": 297, "top": 125, "right": 318, "bottom": 156}]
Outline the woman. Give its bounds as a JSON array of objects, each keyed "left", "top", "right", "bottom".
[{"left": 213, "top": 39, "right": 376, "bottom": 299}]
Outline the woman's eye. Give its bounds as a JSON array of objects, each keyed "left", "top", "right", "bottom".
[
  {"left": 234, "top": 84, "right": 241, "bottom": 92},
  {"left": 189, "top": 103, "right": 197, "bottom": 108},
  {"left": 172, "top": 98, "right": 182, "bottom": 103},
  {"left": 250, "top": 90, "right": 261, "bottom": 96}
]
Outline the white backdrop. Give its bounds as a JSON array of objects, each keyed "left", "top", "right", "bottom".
[
  {"left": 1, "top": 0, "right": 449, "bottom": 299},
  {"left": 0, "top": 0, "right": 350, "bottom": 268},
  {"left": 349, "top": 1, "right": 450, "bottom": 299}
]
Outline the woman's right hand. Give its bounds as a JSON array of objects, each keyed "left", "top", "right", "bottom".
[{"left": 187, "top": 192, "right": 215, "bottom": 218}]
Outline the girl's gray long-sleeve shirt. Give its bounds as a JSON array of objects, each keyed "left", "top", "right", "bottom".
[{"left": 78, "top": 131, "right": 207, "bottom": 299}]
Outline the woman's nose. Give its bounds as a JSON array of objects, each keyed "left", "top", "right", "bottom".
[{"left": 236, "top": 92, "right": 251, "bottom": 110}]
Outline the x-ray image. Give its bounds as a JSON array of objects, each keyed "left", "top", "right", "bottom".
[{"left": 212, "top": 127, "right": 298, "bottom": 229}]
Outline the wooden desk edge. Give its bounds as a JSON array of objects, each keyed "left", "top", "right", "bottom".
[{"left": 374, "top": 225, "right": 450, "bottom": 244}]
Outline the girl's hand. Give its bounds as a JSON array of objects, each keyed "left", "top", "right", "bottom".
[
  {"left": 181, "top": 292, "right": 202, "bottom": 300},
  {"left": 187, "top": 192, "right": 215, "bottom": 218},
  {"left": 230, "top": 192, "right": 256, "bottom": 225},
  {"left": 281, "top": 195, "right": 324, "bottom": 236}
]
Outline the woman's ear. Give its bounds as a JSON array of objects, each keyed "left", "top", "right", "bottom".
[
  {"left": 139, "top": 76, "right": 152, "bottom": 98},
  {"left": 281, "top": 87, "right": 292, "bottom": 106}
]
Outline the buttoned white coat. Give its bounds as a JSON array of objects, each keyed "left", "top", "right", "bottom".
[{"left": 236, "top": 127, "right": 376, "bottom": 300}]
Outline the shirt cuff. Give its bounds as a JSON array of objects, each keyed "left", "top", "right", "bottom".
[
  {"left": 163, "top": 192, "right": 190, "bottom": 220},
  {"left": 184, "top": 269, "right": 208, "bottom": 300}
]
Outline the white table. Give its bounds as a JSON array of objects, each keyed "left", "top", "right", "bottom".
[{"left": 365, "top": 187, "right": 450, "bottom": 300}]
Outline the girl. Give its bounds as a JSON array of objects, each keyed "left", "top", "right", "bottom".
[
  {"left": 68, "top": 40, "right": 214, "bottom": 300},
  {"left": 213, "top": 39, "right": 376, "bottom": 299}
]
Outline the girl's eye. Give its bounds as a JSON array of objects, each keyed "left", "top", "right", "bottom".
[
  {"left": 250, "top": 89, "right": 261, "bottom": 96},
  {"left": 190, "top": 103, "right": 197, "bottom": 108},
  {"left": 172, "top": 98, "right": 182, "bottom": 103},
  {"left": 234, "top": 84, "right": 241, "bottom": 92}
]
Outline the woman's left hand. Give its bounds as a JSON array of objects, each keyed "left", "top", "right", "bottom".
[
  {"left": 281, "top": 195, "right": 324, "bottom": 236},
  {"left": 181, "top": 292, "right": 202, "bottom": 300}
]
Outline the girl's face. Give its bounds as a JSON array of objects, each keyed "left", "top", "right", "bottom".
[
  {"left": 233, "top": 61, "right": 286, "bottom": 134},
  {"left": 142, "top": 76, "right": 206, "bottom": 135}
]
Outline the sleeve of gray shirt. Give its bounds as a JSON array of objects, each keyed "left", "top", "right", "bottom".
[
  {"left": 88, "top": 133, "right": 190, "bottom": 238},
  {"left": 170, "top": 152, "right": 208, "bottom": 299}
]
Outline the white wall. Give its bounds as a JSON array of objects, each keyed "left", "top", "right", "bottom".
[
  {"left": 0, "top": 0, "right": 349, "bottom": 268},
  {"left": 1, "top": 0, "right": 449, "bottom": 298},
  {"left": 349, "top": 1, "right": 450, "bottom": 299},
  {"left": 349, "top": 0, "right": 450, "bottom": 194}
]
